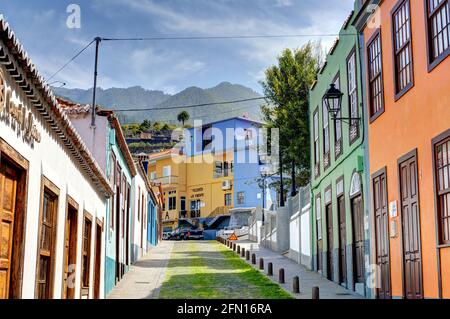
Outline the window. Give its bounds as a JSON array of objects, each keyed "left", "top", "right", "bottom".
[
  {"left": 347, "top": 49, "right": 359, "bottom": 143},
  {"left": 322, "top": 100, "right": 330, "bottom": 169},
  {"left": 393, "top": 0, "right": 413, "bottom": 96},
  {"left": 214, "top": 161, "right": 223, "bottom": 178},
  {"left": 316, "top": 196, "right": 322, "bottom": 240},
  {"left": 224, "top": 162, "right": 230, "bottom": 177},
  {"left": 168, "top": 191, "right": 177, "bottom": 211},
  {"left": 163, "top": 166, "right": 171, "bottom": 177},
  {"left": 426, "top": 0, "right": 450, "bottom": 67},
  {"left": 202, "top": 125, "right": 213, "bottom": 151},
  {"left": 367, "top": 30, "right": 384, "bottom": 120},
  {"left": 237, "top": 192, "right": 245, "bottom": 205},
  {"left": 313, "top": 109, "right": 320, "bottom": 177},
  {"left": 150, "top": 172, "right": 156, "bottom": 180},
  {"left": 225, "top": 194, "right": 232, "bottom": 207},
  {"left": 333, "top": 75, "right": 342, "bottom": 158},
  {"left": 36, "top": 181, "right": 58, "bottom": 299},
  {"left": 435, "top": 135, "right": 450, "bottom": 244},
  {"left": 82, "top": 215, "right": 92, "bottom": 290},
  {"left": 190, "top": 200, "right": 201, "bottom": 218}
]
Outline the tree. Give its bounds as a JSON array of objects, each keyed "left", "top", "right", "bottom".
[
  {"left": 153, "top": 122, "right": 162, "bottom": 130},
  {"left": 177, "top": 111, "right": 190, "bottom": 127},
  {"left": 260, "top": 42, "right": 323, "bottom": 202},
  {"left": 139, "top": 119, "right": 152, "bottom": 132}
]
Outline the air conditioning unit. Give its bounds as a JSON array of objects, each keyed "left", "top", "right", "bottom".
[{"left": 222, "top": 180, "right": 232, "bottom": 190}]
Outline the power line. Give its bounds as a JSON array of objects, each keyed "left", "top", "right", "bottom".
[
  {"left": 121, "top": 103, "right": 263, "bottom": 123},
  {"left": 46, "top": 39, "right": 96, "bottom": 83},
  {"left": 113, "top": 97, "right": 268, "bottom": 112},
  {"left": 101, "top": 33, "right": 350, "bottom": 42},
  {"left": 45, "top": 32, "right": 351, "bottom": 86}
]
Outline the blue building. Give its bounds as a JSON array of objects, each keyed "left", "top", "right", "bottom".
[{"left": 186, "top": 117, "right": 278, "bottom": 213}]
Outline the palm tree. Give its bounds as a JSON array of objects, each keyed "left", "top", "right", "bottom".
[{"left": 177, "top": 111, "right": 190, "bottom": 127}]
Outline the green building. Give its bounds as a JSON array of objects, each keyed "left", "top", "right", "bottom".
[{"left": 309, "top": 2, "right": 371, "bottom": 297}]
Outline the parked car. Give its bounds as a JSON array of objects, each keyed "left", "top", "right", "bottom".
[
  {"left": 186, "top": 229, "right": 204, "bottom": 240},
  {"left": 168, "top": 228, "right": 190, "bottom": 241},
  {"left": 162, "top": 231, "right": 173, "bottom": 240}
]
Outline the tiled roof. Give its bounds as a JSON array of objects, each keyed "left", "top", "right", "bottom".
[
  {"left": 58, "top": 97, "right": 137, "bottom": 177},
  {"left": 57, "top": 98, "right": 92, "bottom": 116},
  {"left": 0, "top": 16, "right": 113, "bottom": 197}
]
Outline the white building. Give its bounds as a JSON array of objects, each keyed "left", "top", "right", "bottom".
[{"left": 0, "top": 17, "right": 112, "bottom": 299}]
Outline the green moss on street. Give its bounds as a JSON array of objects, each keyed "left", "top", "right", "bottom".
[{"left": 158, "top": 241, "right": 293, "bottom": 299}]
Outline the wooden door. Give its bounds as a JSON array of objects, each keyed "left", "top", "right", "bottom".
[
  {"left": 373, "top": 171, "right": 391, "bottom": 299},
  {"left": 338, "top": 196, "right": 347, "bottom": 284},
  {"left": 115, "top": 186, "right": 121, "bottom": 282},
  {"left": 352, "top": 195, "right": 365, "bottom": 284},
  {"left": 94, "top": 222, "right": 102, "bottom": 299},
  {"left": 0, "top": 162, "right": 18, "bottom": 299},
  {"left": 399, "top": 155, "right": 423, "bottom": 299},
  {"left": 326, "top": 204, "right": 334, "bottom": 281},
  {"left": 125, "top": 183, "right": 130, "bottom": 266},
  {"left": 63, "top": 205, "right": 78, "bottom": 299}
]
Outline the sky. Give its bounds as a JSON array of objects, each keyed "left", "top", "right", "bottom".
[{"left": 1, "top": 0, "right": 355, "bottom": 94}]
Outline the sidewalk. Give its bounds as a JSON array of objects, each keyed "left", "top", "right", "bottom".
[
  {"left": 107, "top": 241, "right": 174, "bottom": 299},
  {"left": 235, "top": 240, "right": 363, "bottom": 299}
]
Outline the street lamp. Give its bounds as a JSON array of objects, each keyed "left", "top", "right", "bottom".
[
  {"left": 323, "top": 83, "right": 343, "bottom": 119},
  {"left": 323, "top": 83, "right": 361, "bottom": 123}
]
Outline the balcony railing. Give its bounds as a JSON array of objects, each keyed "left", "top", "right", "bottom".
[{"left": 151, "top": 175, "right": 179, "bottom": 185}]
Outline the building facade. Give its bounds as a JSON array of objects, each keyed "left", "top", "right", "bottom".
[
  {"left": 131, "top": 161, "right": 159, "bottom": 262},
  {"left": 59, "top": 100, "right": 139, "bottom": 297},
  {"left": 0, "top": 17, "right": 113, "bottom": 299},
  {"left": 354, "top": 0, "right": 450, "bottom": 299},
  {"left": 149, "top": 149, "right": 187, "bottom": 232},
  {"left": 148, "top": 117, "right": 276, "bottom": 231},
  {"left": 309, "top": 4, "right": 371, "bottom": 297}
]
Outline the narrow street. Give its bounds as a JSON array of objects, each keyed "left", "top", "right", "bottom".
[
  {"left": 109, "top": 241, "right": 291, "bottom": 299},
  {"left": 108, "top": 240, "right": 361, "bottom": 299}
]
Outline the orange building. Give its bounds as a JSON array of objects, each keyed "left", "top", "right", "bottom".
[{"left": 354, "top": 0, "right": 450, "bottom": 298}]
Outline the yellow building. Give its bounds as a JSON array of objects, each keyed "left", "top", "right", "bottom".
[{"left": 148, "top": 149, "right": 235, "bottom": 231}]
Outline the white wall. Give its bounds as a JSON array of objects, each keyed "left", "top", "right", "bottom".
[
  {"left": 0, "top": 66, "right": 107, "bottom": 299},
  {"left": 131, "top": 173, "right": 148, "bottom": 262},
  {"left": 300, "top": 205, "right": 311, "bottom": 257},
  {"left": 289, "top": 212, "right": 300, "bottom": 254}
]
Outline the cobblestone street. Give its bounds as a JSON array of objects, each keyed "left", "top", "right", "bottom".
[{"left": 108, "top": 241, "right": 362, "bottom": 299}]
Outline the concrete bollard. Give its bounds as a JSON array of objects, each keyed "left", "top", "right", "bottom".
[
  {"left": 293, "top": 276, "right": 300, "bottom": 294},
  {"left": 246, "top": 251, "right": 250, "bottom": 261},
  {"left": 252, "top": 254, "right": 256, "bottom": 265},
  {"left": 241, "top": 248, "right": 245, "bottom": 258},
  {"left": 259, "top": 258, "right": 264, "bottom": 270},
  {"left": 312, "top": 287, "right": 320, "bottom": 300},
  {"left": 279, "top": 268, "right": 285, "bottom": 284},
  {"left": 267, "top": 263, "right": 273, "bottom": 276}
]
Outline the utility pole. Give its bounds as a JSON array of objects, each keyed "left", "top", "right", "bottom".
[
  {"left": 291, "top": 159, "right": 297, "bottom": 197},
  {"left": 279, "top": 148, "right": 285, "bottom": 207},
  {"left": 91, "top": 37, "right": 102, "bottom": 128},
  {"left": 262, "top": 174, "right": 266, "bottom": 224}
]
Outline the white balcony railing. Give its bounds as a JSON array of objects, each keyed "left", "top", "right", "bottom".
[{"left": 151, "top": 176, "right": 178, "bottom": 185}]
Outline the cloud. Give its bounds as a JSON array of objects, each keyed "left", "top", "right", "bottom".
[
  {"left": 275, "top": 0, "right": 293, "bottom": 7},
  {"left": 128, "top": 47, "right": 206, "bottom": 91},
  {"left": 99, "top": 0, "right": 351, "bottom": 65}
]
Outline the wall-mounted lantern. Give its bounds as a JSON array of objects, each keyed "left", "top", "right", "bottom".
[{"left": 323, "top": 83, "right": 361, "bottom": 123}]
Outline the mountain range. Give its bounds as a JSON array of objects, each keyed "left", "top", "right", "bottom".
[{"left": 53, "top": 82, "right": 264, "bottom": 125}]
